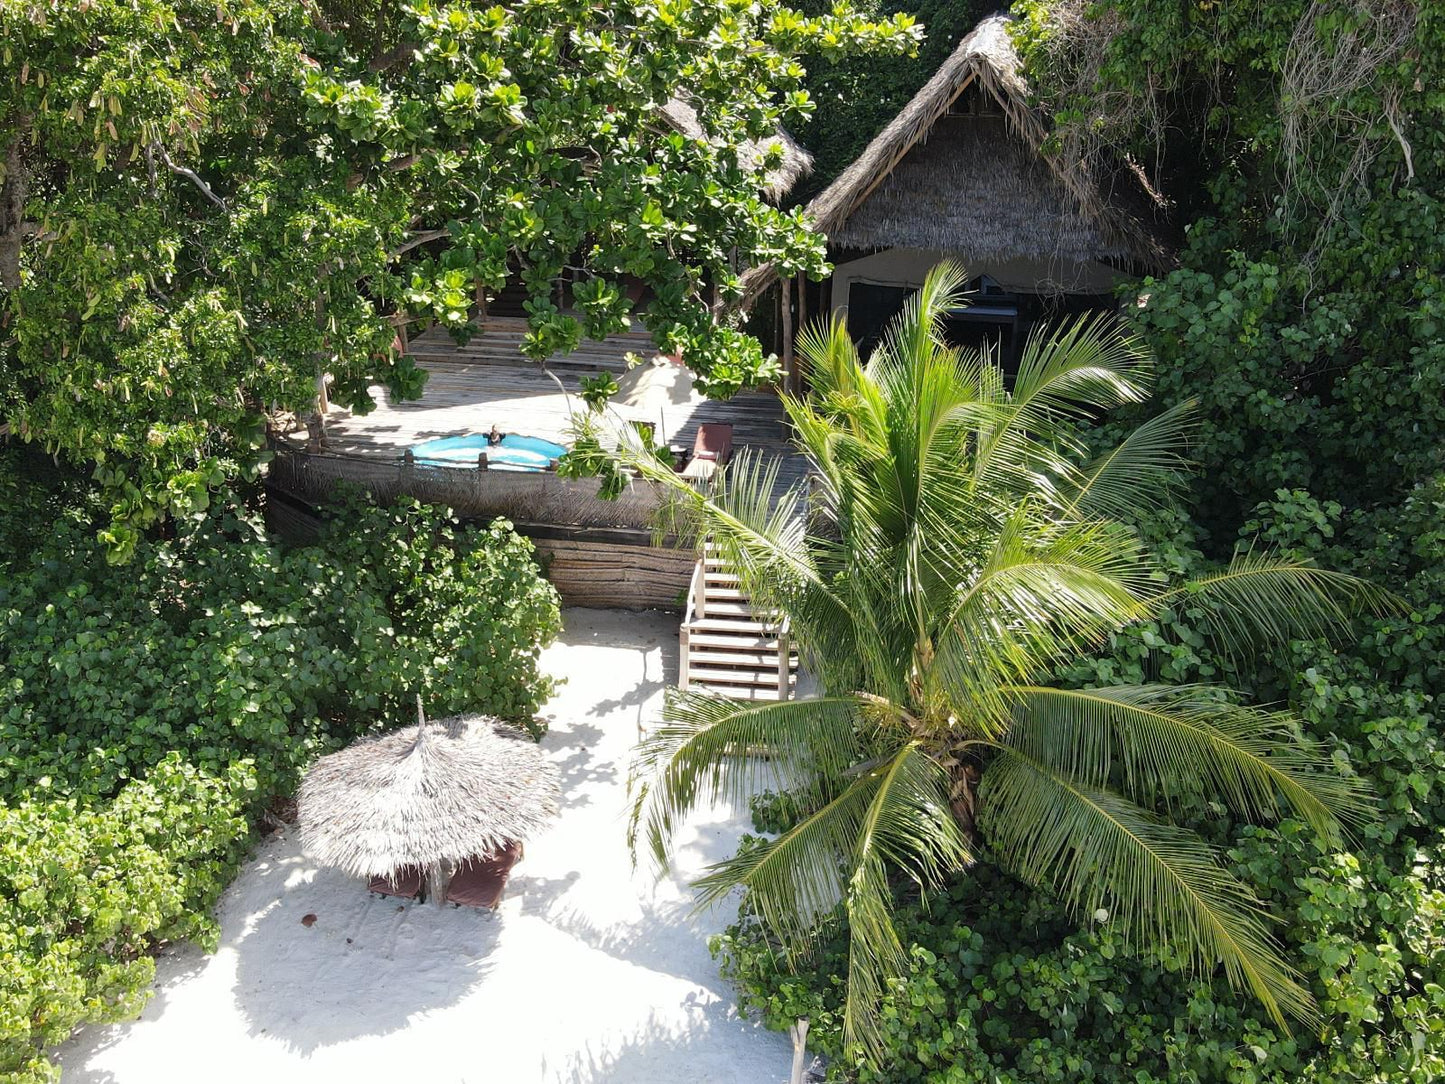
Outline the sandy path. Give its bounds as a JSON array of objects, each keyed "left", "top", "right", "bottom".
[{"left": 59, "top": 608, "right": 791, "bottom": 1084}]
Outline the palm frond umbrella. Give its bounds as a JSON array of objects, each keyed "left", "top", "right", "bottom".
[
  {"left": 298, "top": 707, "right": 560, "bottom": 905},
  {"left": 612, "top": 353, "right": 701, "bottom": 444}
]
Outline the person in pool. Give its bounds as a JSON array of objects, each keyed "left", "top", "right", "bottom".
[{"left": 487, "top": 424, "right": 505, "bottom": 446}]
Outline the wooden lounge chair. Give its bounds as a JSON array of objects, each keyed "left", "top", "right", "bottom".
[
  {"left": 681, "top": 423, "right": 733, "bottom": 482},
  {"left": 368, "top": 865, "right": 424, "bottom": 900},
  {"left": 445, "top": 841, "right": 523, "bottom": 909}
]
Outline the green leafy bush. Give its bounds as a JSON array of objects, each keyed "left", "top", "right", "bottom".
[
  {"left": 0, "top": 461, "right": 563, "bottom": 1079},
  {"left": 715, "top": 839, "right": 1445, "bottom": 1084},
  {"left": 0, "top": 757, "right": 258, "bottom": 1084},
  {"left": 0, "top": 490, "right": 561, "bottom": 801}
]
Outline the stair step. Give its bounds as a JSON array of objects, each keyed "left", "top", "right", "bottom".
[
  {"left": 699, "top": 600, "right": 760, "bottom": 618},
  {"left": 686, "top": 666, "right": 789, "bottom": 687},
  {"left": 685, "top": 631, "right": 780, "bottom": 650},
  {"left": 687, "top": 617, "right": 778, "bottom": 635},
  {"left": 687, "top": 649, "right": 796, "bottom": 668},
  {"left": 687, "top": 682, "right": 792, "bottom": 701},
  {"left": 704, "top": 571, "right": 741, "bottom": 586},
  {"left": 701, "top": 586, "right": 749, "bottom": 602}
]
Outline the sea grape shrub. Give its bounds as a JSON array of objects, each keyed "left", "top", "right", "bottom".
[
  {"left": 0, "top": 756, "right": 257, "bottom": 1084},
  {"left": 716, "top": 819, "right": 1445, "bottom": 1083},
  {"left": 0, "top": 489, "right": 562, "bottom": 801}
]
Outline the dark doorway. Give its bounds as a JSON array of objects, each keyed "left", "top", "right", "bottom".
[{"left": 846, "top": 282, "right": 913, "bottom": 357}]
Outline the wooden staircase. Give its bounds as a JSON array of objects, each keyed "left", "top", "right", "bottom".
[
  {"left": 406, "top": 317, "right": 651, "bottom": 374},
  {"left": 679, "top": 546, "right": 798, "bottom": 700}
]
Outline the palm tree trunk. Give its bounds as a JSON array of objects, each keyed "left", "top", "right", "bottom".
[{"left": 941, "top": 752, "right": 982, "bottom": 840}]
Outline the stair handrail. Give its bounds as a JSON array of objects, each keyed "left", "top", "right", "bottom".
[{"left": 679, "top": 556, "right": 705, "bottom": 693}]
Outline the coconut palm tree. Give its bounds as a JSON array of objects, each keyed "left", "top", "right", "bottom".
[{"left": 624, "top": 262, "right": 1379, "bottom": 1058}]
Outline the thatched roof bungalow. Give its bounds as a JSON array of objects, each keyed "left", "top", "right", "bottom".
[
  {"left": 746, "top": 12, "right": 1169, "bottom": 369},
  {"left": 659, "top": 97, "right": 813, "bottom": 203}
]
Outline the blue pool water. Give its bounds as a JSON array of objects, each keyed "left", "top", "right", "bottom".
[{"left": 410, "top": 433, "right": 568, "bottom": 472}]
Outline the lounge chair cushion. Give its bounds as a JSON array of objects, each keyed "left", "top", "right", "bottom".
[
  {"left": 692, "top": 423, "right": 733, "bottom": 463},
  {"left": 445, "top": 841, "right": 523, "bottom": 909},
  {"left": 368, "top": 865, "right": 424, "bottom": 899}
]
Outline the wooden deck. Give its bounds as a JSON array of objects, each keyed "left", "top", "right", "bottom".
[
  {"left": 280, "top": 319, "right": 801, "bottom": 474},
  {"left": 268, "top": 319, "right": 809, "bottom": 556}
]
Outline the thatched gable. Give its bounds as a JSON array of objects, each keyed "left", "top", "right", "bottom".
[
  {"left": 659, "top": 98, "right": 813, "bottom": 202},
  {"left": 737, "top": 13, "right": 1167, "bottom": 304},
  {"left": 828, "top": 112, "right": 1133, "bottom": 262}
]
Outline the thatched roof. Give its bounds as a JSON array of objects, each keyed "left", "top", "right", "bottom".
[
  {"left": 737, "top": 13, "right": 1168, "bottom": 303},
  {"left": 298, "top": 714, "right": 560, "bottom": 878},
  {"left": 659, "top": 97, "right": 813, "bottom": 201}
]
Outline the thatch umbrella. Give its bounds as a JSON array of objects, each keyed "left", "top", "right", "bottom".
[
  {"left": 298, "top": 707, "right": 561, "bottom": 905},
  {"left": 612, "top": 354, "right": 701, "bottom": 444}
]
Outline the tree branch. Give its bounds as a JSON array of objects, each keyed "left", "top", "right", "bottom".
[
  {"left": 156, "top": 145, "right": 227, "bottom": 209},
  {"left": 390, "top": 228, "right": 449, "bottom": 259},
  {"left": 369, "top": 40, "right": 418, "bottom": 73},
  {"left": 0, "top": 119, "right": 32, "bottom": 291}
]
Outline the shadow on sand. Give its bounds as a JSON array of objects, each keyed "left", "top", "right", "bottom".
[{"left": 228, "top": 852, "right": 502, "bottom": 1053}]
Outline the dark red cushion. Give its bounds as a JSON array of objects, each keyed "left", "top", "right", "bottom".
[
  {"left": 445, "top": 842, "right": 523, "bottom": 909},
  {"left": 368, "top": 865, "right": 424, "bottom": 899},
  {"left": 692, "top": 423, "right": 733, "bottom": 462}
]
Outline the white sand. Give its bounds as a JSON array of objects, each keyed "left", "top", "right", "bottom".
[{"left": 59, "top": 608, "right": 792, "bottom": 1084}]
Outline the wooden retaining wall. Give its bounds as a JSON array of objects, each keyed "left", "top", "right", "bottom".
[
  {"left": 530, "top": 532, "right": 693, "bottom": 610},
  {"left": 268, "top": 447, "right": 669, "bottom": 532}
]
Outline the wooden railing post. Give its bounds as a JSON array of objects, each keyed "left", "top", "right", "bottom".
[{"left": 777, "top": 623, "right": 791, "bottom": 700}]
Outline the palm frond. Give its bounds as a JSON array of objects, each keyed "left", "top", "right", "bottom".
[
  {"left": 1057, "top": 400, "right": 1197, "bottom": 521},
  {"left": 930, "top": 512, "right": 1157, "bottom": 722},
  {"left": 695, "top": 742, "right": 971, "bottom": 1057},
  {"left": 1010, "top": 311, "right": 1153, "bottom": 418},
  {"left": 979, "top": 749, "right": 1315, "bottom": 1029},
  {"left": 871, "top": 261, "right": 970, "bottom": 383},
  {"left": 1164, "top": 548, "right": 1401, "bottom": 655},
  {"left": 795, "top": 312, "right": 864, "bottom": 406},
  {"left": 1006, "top": 684, "right": 1370, "bottom": 840},
  {"left": 628, "top": 692, "right": 862, "bottom": 871},
  {"left": 969, "top": 313, "right": 1152, "bottom": 500}
]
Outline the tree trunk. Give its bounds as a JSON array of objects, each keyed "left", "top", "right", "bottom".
[
  {"left": 0, "top": 119, "right": 32, "bottom": 292},
  {"left": 793, "top": 273, "right": 807, "bottom": 396},
  {"left": 780, "top": 277, "right": 794, "bottom": 389},
  {"left": 789, "top": 1018, "right": 810, "bottom": 1084},
  {"left": 940, "top": 748, "right": 982, "bottom": 841}
]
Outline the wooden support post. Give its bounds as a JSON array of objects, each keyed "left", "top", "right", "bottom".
[
  {"left": 780, "top": 276, "right": 794, "bottom": 390},
  {"left": 794, "top": 273, "right": 808, "bottom": 397},
  {"left": 427, "top": 860, "right": 452, "bottom": 908},
  {"left": 777, "top": 626, "right": 791, "bottom": 700},
  {"left": 401, "top": 448, "right": 416, "bottom": 491},
  {"left": 678, "top": 623, "right": 691, "bottom": 693}
]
